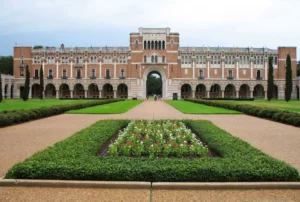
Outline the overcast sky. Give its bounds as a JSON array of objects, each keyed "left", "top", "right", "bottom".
[{"left": 0, "top": 0, "right": 299, "bottom": 58}]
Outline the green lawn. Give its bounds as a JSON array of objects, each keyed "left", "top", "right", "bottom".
[
  {"left": 66, "top": 100, "right": 143, "bottom": 114},
  {"left": 216, "top": 99, "right": 300, "bottom": 113},
  {"left": 0, "top": 99, "right": 91, "bottom": 112},
  {"left": 166, "top": 100, "right": 241, "bottom": 114}
]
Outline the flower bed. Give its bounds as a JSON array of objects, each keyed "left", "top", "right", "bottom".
[{"left": 108, "top": 120, "right": 208, "bottom": 158}]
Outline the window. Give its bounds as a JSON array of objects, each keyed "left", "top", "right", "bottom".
[
  {"left": 155, "top": 55, "right": 158, "bottom": 63},
  {"left": 254, "top": 56, "right": 257, "bottom": 65},
  {"left": 181, "top": 56, "right": 185, "bottom": 64},
  {"left": 49, "top": 69, "right": 53, "bottom": 76},
  {"left": 162, "top": 41, "right": 165, "bottom": 50},
  {"left": 76, "top": 69, "right": 81, "bottom": 78},
  {"left": 34, "top": 69, "right": 39, "bottom": 77},
  {"left": 162, "top": 56, "right": 165, "bottom": 63},
  {"left": 260, "top": 56, "right": 264, "bottom": 65},
  {"left": 135, "top": 40, "right": 138, "bottom": 49},
  {"left": 151, "top": 55, "right": 155, "bottom": 63},
  {"left": 119, "top": 56, "right": 126, "bottom": 64},
  {"left": 91, "top": 69, "right": 95, "bottom": 77},
  {"left": 106, "top": 69, "right": 110, "bottom": 77},
  {"left": 188, "top": 56, "right": 192, "bottom": 64},
  {"left": 274, "top": 57, "right": 278, "bottom": 65},
  {"left": 62, "top": 57, "right": 68, "bottom": 64},
  {"left": 228, "top": 70, "right": 233, "bottom": 78},
  {"left": 199, "top": 69, "right": 203, "bottom": 78},
  {"left": 120, "top": 69, "right": 125, "bottom": 77},
  {"left": 63, "top": 69, "right": 67, "bottom": 77},
  {"left": 90, "top": 56, "right": 97, "bottom": 64},
  {"left": 144, "top": 41, "right": 147, "bottom": 49},
  {"left": 217, "top": 56, "right": 221, "bottom": 64},
  {"left": 171, "top": 40, "right": 174, "bottom": 48},
  {"left": 257, "top": 70, "right": 261, "bottom": 78},
  {"left": 20, "top": 68, "right": 24, "bottom": 76},
  {"left": 104, "top": 56, "right": 112, "bottom": 64},
  {"left": 226, "top": 56, "right": 234, "bottom": 65},
  {"left": 34, "top": 57, "right": 40, "bottom": 64},
  {"left": 144, "top": 55, "right": 147, "bottom": 63},
  {"left": 21, "top": 56, "right": 24, "bottom": 65}
]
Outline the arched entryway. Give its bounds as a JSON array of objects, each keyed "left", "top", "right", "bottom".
[
  {"left": 146, "top": 71, "right": 162, "bottom": 98},
  {"left": 10, "top": 85, "right": 14, "bottom": 98},
  {"left": 195, "top": 84, "right": 206, "bottom": 98},
  {"left": 142, "top": 67, "right": 166, "bottom": 99},
  {"left": 32, "top": 83, "right": 40, "bottom": 98},
  {"left": 103, "top": 83, "right": 113, "bottom": 98},
  {"left": 88, "top": 83, "right": 99, "bottom": 98},
  {"left": 74, "top": 83, "right": 85, "bottom": 98},
  {"left": 20, "top": 86, "right": 24, "bottom": 99},
  {"left": 273, "top": 85, "right": 278, "bottom": 99},
  {"left": 45, "top": 84, "right": 56, "bottom": 98},
  {"left": 117, "top": 84, "right": 128, "bottom": 98},
  {"left": 59, "top": 83, "right": 70, "bottom": 98},
  {"left": 239, "top": 84, "right": 250, "bottom": 98},
  {"left": 224, "top": 84, "right": 236, "bottom": 98},
  {"left": 210, "top": 84, "right": 221, "bottom": 98},
  {"left": 254, "top": 84, "right": 265, "bottom": 99},
  {"left": 4, "top": 84, "right": 8, "bottom": 98},
  {"left": 181, "top": 84, "right": 192, "bottom": 99}
]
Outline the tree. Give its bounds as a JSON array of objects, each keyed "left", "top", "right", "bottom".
[
  {"left": 267, "top": 57, "right": 274, "bottom": 101},
  {"left": 285, "top": 54, "right": 293, "bottom": 102},
  {"left": 0, "top": 56, "right": 13, "bottom": 75},
  {"left": 297, "top": 61, "right": 300, "bottom": 76},
  {"left": 0, "top": 73, "right": 2, "bottom": 103},
  {"left": 23, "top": 65, "right": 30, "bottom": 101},
  {"left": 146, "top": 74, "right": 162, "bottom": 96},
  {"left": 39, "top": 65, "right": 44, "bottom": 99}
]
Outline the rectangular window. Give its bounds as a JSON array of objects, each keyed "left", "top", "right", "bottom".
[
  {"left": 91, "top": 69, "right": 95, "bottom": 77},
  {"left": 257, "top": 70, "right": 261, "bottom": 78},
  {"left": 49, "top": 69, "right": 53, "bottom": 76},
  {"left": 228, "top": 70, "right": 233, "bottom": 78},
  {"left": 274, "top": 57, "right": 278, "bottom": 65},
  {"left": 34, "top": 69, "right": 39, "bottom": 77},
  {"left": 218, "top": 56, "right": 221, "bottom": 64},
  {"left": 200, "top": 69, "right": 203, "bottom": 77},
  {"left": 20, "top": 69, "right": 24, "bottom": 76},
  {"left": 162, "top": 56, "right": 165, "bottom": 63},
  {"left": 77, "top": 69, "right": 81, "bottom": 77},
  {"left": 106, "top": 69, "right": 110, "bottom": 77},
  {"left": 225, "top": 56, "right": 228, "bottom": 65},
  {"left": 181, "top": 56, "right": 184, "bottom": 64},
  {"left": 63, "top": 69, "right": 67, "bottom": 77},
  {"left": 120, "top": 69, "right": 125, "bottom": 77}
]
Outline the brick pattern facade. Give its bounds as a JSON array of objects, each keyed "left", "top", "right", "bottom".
[{"left": 4, "top": 28, "right": 300, "bottom": 99}]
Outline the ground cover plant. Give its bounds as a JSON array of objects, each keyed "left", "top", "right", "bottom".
[
  {"left": 166, "top": 100, "right": 241, "bottom": 114},
  {"left": 66, "top": 100, "right": 143, "bottom": 114},
  {"left": 6, "top": 119, "right": 299, "bottom": 182},
  {"left": 108, "top": 120, "right": 208, "bottom": 158},
  {"left": 186, "top": 98, "right": 300, "bottom": 127},
  {"left": 0, "top": 99, "right": 124, "bottom": 127}
]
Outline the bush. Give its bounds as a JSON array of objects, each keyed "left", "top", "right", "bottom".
[
  {"left": 185, "top": 98, "right": 300, "bottom": 127},
  {"left": 202, "top": 98, "right": 254, "bottom": 101},
  {"left": 0, "top": 99, "right": 125, "bottom": 128},
  {"left": 5, "top": 120, "right": 299, "bottom": 182}
]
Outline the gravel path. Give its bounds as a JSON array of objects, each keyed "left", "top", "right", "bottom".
[{"left": 0, "top": 100, "right": 300, "bottom": 201}]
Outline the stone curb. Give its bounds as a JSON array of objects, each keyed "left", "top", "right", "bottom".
[
  {"left": 0, "top": 179, "right": 150, "bottom": 189},
  {"left": 152, "top": 182, "right": 300, "bottom": 190}
]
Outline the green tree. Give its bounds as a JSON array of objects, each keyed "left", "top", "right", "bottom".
[
  {"left": 39, "top": 65, "right": 44, "bottom": 99},
  {"left": 0, "top": 56, "right": 13, "bottom": 75},
  {"left": 0, "top": 73, "right": 2, "bottom": 102},
  {"left": 146, "top": 74, "right": 162, "bottom": 96},
  {"left": 297, "top": 61, "right": 300, "bottom": 76},
  {"left": 285, "top": 54, "right": 292, "bottom": 102},
  {"left": 33, "top": 45, "right": 43, "bottom": 49},
  {"left": 267, "top": 57, "right": 274, "bottom": 101},
  {"left": 23, "top": 65, "right": 30, "bottom": 101}
]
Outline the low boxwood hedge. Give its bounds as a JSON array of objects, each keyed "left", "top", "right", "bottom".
[
  {"left": 6, "top": 120, "right": 299, "bottom": 182},
  {"left": 0, "top": 99, "right": 124, "bottom": 128},
  {"left": 202, "top": 98, "right": 254, "bottom": 101},
  {"left": 185, "top": 98, "right": 300, "bottom": 127}
]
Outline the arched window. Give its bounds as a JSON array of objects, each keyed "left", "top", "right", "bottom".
[
  {"left": 159, "top": 41, "right": 162, "bottom": 50},
  {"left": 185, "top": 56, "right": 188, "bottom": 64},
  {"left": 151, "top": 41, "right": 154, "bottom": 50},
  {"left": 162, "top": 41, "right": 165, "bottom": 50},
  {"left": 144, "top": 41, "right": 146, "bottom": 49},
  {"left": 144, "top": 55, "right": 147, "bottom": 63},
  {"left": 148, "top": 41, "right": 150, "bottom": 50},
  {"left": 76, "top": 57, "right": 79, "bottom": 64},
  {"left": 155, "top": 41, "right": 158, "bottom": 50},
  {"left": 162, "top": 56, "right": 165, "bottom": 63},
  {"left": 135, "top": 40, "right": 138, "bottom": 49},
  {"left": 90, "top": 56, "right": 93, "bottom": 63},
  {"left": 155, "top": 55, "right": 158, "bottom": 63},
  {"left": 171, "top": 40, "right": 174, "bottom": 48},
  {"left": 151, "top": 55, "right": 155, "bottom": 63},
  {"left": 119, "top": 56, "right": 122, "bottom": 63}
]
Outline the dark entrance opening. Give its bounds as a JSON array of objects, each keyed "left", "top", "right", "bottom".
[{"left": 146, "top": 72, "right": 162, "bottom": 99}]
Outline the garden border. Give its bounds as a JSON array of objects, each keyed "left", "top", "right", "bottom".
[{"left": 5, "top": 119, "right": 300, "bottom": 182}]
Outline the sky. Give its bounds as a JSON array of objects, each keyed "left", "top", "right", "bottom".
[{"left": 0, "top": 0, "right": 299, "bottom": 58}]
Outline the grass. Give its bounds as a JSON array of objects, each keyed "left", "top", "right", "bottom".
[
  {"left": 66, "top": 100, "right": 143, "bottom": 114},
  {"left": 0, "top": 99, "right": 91, "bottom": 112},
  {"left": 216, "top": 99, "right": 300, "bottom": 113},
  {"left": 166, "top": 100, "right": 241, "bottom": 114}
]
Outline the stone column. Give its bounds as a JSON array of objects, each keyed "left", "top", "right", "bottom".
[
  {"left": 99, "top": 90, "right": 102, "bottom": 98},
  {"left": 85, "top": 61, "right": 88, "bottom": 78},
  {"left": 84, "top": 90, "right": 88, "bottom": 98},
  {"left": 236, "top": 90, "right": 239, "bottom": 98},
  {"left": 192, "top": 60, "right": 195, "bottom": 79},
  {"left": 71, "top": 61, "right": 73, "bottom": 78},
  {"left": 206, "top": 90, "right": 210, "bottom": 98},
  {"left": 264, "top": 91, "right": 267, "bottom": 99},
  {"left": 29, "top": 88, "right": 32, "bottom": 98},
  {"left": 221, "top": 90, "right": 225, "bottom": 98},
  {"left": 250, "top": 90, "right": 253, "bottom": 98},
  {"left": 99, "top": 61, "right": 102, "bottom": 78},
  {"left": 207, "top": 60, "right": 210, "bottom": 79},
  {"left": 1, "top": 77, "right": 5, "bottom": 98},
  {"left": 56, "top": 90, "right": 59, "bottom": 99},
  {"left": 56, "top": 61, "right": 59, "bottom": 78},
  {"left": 222, "top": 60, "right": 224, "bottom": 79},
  {"left": 264, "top": 60, "right": 268, "bottom": 80},
  {"left": 250, "top": 60, "right": 253, "bottom": 79},
  {"left": 7, "top": 79, "right": 11, "bottom": 98},
  {"left": 114, "top": 61, "right": 117, "bottom": 79},
  {"left": 114, "top": 90, "right": 117, "bottom": 98},
  {"left": 192, "top": 90, "right": 195, "bottom": 98},
  {"left": 236, "top": 61, "right": 239, "bottom": 79},
  {"left": 70, "top": 90, "right": 73, "bottom": 98}
]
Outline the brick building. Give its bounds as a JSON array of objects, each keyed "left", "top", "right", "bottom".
[{"left": 5, "top": 27, "right": 300, "bottom": 99}]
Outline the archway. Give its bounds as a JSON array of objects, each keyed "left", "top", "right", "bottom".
[
  {"left": 45, "top": 84, "right": 56, "bottom": 98},
  {"left": 59, "top": 83, "right": 70, "bottom": 98},
  {"left": 181, "top": 84, "right": 192, "bottom": 99},
  {"left": 224, "top": 84, "right": 236, "bottom": 98},
  {"left": 239, "top": 84, "right": 250, "bottom": 98},
  {"left": 74, "top": 83, "right": 85, "bottom": 98},
  {"left": 117, "top": 84, "right": 128, "bottom": 98},
  {"left": 10, "top": 85, "right": 14, "bottom": 98},
  {"left": 88, "top": 83, "right": 99, "bottom": 98},
  {"left": 142, "top": 67, "right": 166, "bottom": 99},
  {"left": 32, "top": 83, "right": 40, "bottom": 98},
  {"left": 103, "top": 83, "right": 114, "bottom": 98},
  {"left": 253, "top": 84, "right": 265, "bottom": 99},
  {"left": 4, "top": 84, "right": 8, "bottom": 98},
  {"left": 296, "top": 86, "right": 299, "bottom": 100},
  {"left": 210, "top": 84, "right": 221, "bottom": 98},
  {"left": 20, "top": 86, "right": 24, "bottom": 99},
  {"left": 146, "top": 71, "right": 162, "bottom": 99},
  {"left": 195, "top": 84, "right": 206, "bottom": 98},
  {"left": 273, "top": 85, "right": 278, "bottom": 99}
]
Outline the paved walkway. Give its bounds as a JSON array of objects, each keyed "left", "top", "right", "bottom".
[{"left": 1, "top": 100, "right": 300, "bottom": 201}]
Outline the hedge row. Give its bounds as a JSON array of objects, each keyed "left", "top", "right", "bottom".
[
  {"left": 0, "top": 99, "right": 124, "bottom": 127},
  {"left": 202, "top": 98, "right": 254, "bottom": 101},
  {"left": 185, "top": 98, "right": 300, "bottom": 127},
  {"left": 6, "top": 119, "right": 299, "bottom": 182},
  {"left": 59, "top": 98, "right": 108, "bottom": 100}
]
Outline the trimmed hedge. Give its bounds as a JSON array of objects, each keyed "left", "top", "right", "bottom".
[
  {"left": 59, "top": 98, "right": 108, "bottom": 100},
  {"left": 5, "top": 120, "right": 299, "bottom": 182},
  {"left": 0, "top": 99, "right": 124, "bottom": 127},
  {"left": 185, "top": 99, "right": 300, "bottom": 127},
  {"left": 202, "top": 98, "right": 254, "bottom": 101}
]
